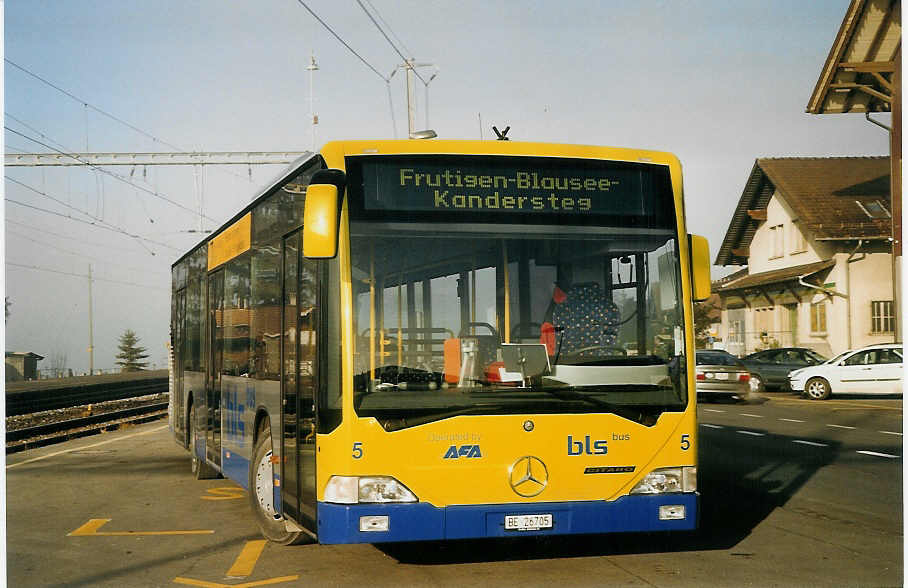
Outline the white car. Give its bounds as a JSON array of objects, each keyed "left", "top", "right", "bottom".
[{"left": 788, "top": 343, "right": 903, "bottom": 400}]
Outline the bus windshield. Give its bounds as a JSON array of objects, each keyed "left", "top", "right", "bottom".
[{"left": 349, "top": 225, "right": 687, "bottom": 430}]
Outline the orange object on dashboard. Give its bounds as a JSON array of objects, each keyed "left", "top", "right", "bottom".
[
  {"left": 443, "top": 338, "right": 461, "bottom": 384},
  {"left": 485, "top": 361, "right": 505, "bottom": 382}
]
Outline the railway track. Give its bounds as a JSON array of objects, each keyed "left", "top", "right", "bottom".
[
  {"left": 6, "top": 398, "right": 169, "bottom": 454},
  {"left": 5, "top": 370, "right": 168, "bottom": 416}
]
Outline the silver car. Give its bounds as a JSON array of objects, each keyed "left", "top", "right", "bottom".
[{"left": 696, "top": 350, "right": 750, "bottom": 401}]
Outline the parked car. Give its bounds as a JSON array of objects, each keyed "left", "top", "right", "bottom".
[
  {"left": 740, "top": 347, "right": 827, "bottom": 393},
  {"left": 695, "top": 350, "right": 750, "bottom": 401},
  {"left": 788, "top": 343, "right": 903, "bottom": 400}
]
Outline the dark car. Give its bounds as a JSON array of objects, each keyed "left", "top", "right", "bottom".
[
  {"left": 740, "top": 347, "right": 827, "bottom": 393},
  {"left": 695, "top": 350, "right": 750, "bottom": 402}
]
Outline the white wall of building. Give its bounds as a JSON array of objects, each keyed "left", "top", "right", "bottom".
[{"left": 719, "top": 191, "right": 894, "bottom": 358}]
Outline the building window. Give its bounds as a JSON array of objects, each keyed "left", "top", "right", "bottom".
[
  {"left": 871, "top": 300, "right": 895, "bottom": 333},
  {"left": 790, "top": 220, "right": 807, "bottom": 254},
  {"left": 769, "top": 224, "right": 784, "bottom": 258},
  {"left": 810, "top": 300, "right": 826, "bottom": 334}
]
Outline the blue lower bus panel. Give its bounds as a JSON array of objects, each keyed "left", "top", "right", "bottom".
[{"left": 317, "top": 494, "right": 698, "bottom": 544}]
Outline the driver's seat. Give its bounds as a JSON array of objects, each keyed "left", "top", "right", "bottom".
[{"left": 552, "top": 282, "right": 619, "bottom": 358}]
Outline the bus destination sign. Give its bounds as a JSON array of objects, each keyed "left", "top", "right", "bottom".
[{"left": 356, "top": 156, "right": 668, "bottom": 219}]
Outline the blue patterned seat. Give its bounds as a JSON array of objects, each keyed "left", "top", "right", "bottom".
[{"left": 552, "top": 283, "right": 619, "bottom": 357}]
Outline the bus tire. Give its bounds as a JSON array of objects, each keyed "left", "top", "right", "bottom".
[
  {"left": 249, "top": 420, "right": 308, "bottom": 545},
  {"left": 190, "top": 403, "right": 219, "bottom": 480},
  {"left": 805, "top": 377, "right": 831, "bottom": 400}
]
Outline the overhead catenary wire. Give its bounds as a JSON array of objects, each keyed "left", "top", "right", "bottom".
[
  {"left": 5, "top": 198, "right": 179, "bottom": 253},
  {"left": 355, "top": 0, "right": 437, "bottom": 133},
  {"left": 6, "top": 228, "right": 170, "bottom": 277},
  {"left": 364, "top": 0, "right": 413, "bottom": 58},
  {"left": 5, "top": 126, "right": 216, "bottom": 222},
  {"left": 6, "top": 120, "right": 180, "bottom": 223},
  {"left": 5, "top": 262, "right": 168, "bottom": 291},
  {"left": 5, "top": 59, "right": 184, "bottom": 152},
  {"left": 5, "top": 58, "right": 253, "bottom": 183},
  {"left": 5, "top": 218, "right": 151, "bottom": 254},
  {"left": 356, "top": 0, "right": 428, "bottom": 86},
  {"left": 6, "top": 174, "right": 174, "bottom": 255},
  {"left": 294, "top": 0, "right": 402, "bottom": 136},
  {"left": 6, "top": 175, "right": 112, "bottom": 225},
  {"left": 294, "top": 0, "right": 390, "bottom": 83}
]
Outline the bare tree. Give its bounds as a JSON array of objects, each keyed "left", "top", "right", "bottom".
[{"left": 47, "top": 350, "right": 68, "bottom": 378}]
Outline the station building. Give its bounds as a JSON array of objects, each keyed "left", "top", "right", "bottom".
[
  {"left": 713, "top": 156, "right": 896, "bottom": 358},
  {"left": 5, "top": 351, "right": 44, "bottom": 382}
]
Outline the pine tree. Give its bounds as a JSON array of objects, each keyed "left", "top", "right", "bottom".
[{"left": 115, "top": 329, "right": 150, "bottom": 372}]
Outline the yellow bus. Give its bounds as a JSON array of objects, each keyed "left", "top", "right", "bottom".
[{"left": 169, "top": 138, "right": 711, "bottom": 544}]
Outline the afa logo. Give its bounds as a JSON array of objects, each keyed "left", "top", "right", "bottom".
[{"left": 443, "top": 444, "right": 482, "bottom": 459}]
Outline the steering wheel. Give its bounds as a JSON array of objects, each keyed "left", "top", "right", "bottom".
[{"left": 459, "top": 322, "right": 499, "bottom": 339}]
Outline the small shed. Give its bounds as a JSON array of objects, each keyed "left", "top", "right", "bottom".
[{"left": 5, "top": 351, "right": 44, "bottom": 382}]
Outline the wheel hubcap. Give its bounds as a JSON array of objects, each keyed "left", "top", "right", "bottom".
[
  {"left": 255, "top": 449, "right": 281, "bottom": 521},
  {"left": 749, "top": 377, "right": 761, "bottom": 392}
]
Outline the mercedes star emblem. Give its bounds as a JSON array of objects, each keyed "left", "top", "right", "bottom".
[{"left": 508, "top": 455, "right": 548, "bottom": 497}]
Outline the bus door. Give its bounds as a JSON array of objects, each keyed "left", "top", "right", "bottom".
[
  {"left": 173, "top": 288, "right": 187, "bottom": 440},
  {"left": 280, "top": 231, "right": 318, "bottom": 527},
  {"left": 207, "top": 269, "right": 224, "bottom": 467}
]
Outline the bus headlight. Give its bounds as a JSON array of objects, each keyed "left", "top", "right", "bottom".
[
  {"left": 324, "top": 476, "right": 418, "bottom": 504},
  {"left": 629, "top": 466, "right": 697, "bottom": 494}
]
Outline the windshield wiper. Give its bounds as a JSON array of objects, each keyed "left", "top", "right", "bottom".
[
  {"left": 556, "top": 354, "right": 667, "bottom": 367},
  {"left": 378, "top": 404, "right": 500, "bottom": 431},
  {"left": 540, "top": 385, "right": 679, "bottom": 425}
]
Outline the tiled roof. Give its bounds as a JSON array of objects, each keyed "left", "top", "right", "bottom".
[
  {"left": 716, "top": 259, "right": 835, "bottom": 292},
  {"left": 715, "top": 156, "right": 890, "bottom": 265}
]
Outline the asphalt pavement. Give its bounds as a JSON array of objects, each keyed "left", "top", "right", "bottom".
[{"left": 5, "top": 392, "right": 903, "bottom": 587}]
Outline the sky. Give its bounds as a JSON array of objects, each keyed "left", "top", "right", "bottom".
[{"left": 2, "top": 0, "right": 892, "bottom": 375}]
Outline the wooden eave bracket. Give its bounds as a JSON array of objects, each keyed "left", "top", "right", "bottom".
[
  {"left": 746, "top": 209, "right": 767, "bottom": 221},
  {"left": 784, "top": 285, "right": 802, "bottom": 303},
  {"left": 838, "top": 61, "right": 896, "bottom": 73},
  {"left": 828, "top": 82, "right": 892, "bottom": 104}
]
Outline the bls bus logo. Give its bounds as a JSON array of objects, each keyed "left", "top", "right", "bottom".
[
  {"left": 443, "top": 445, "right": 482, "bottom": 459},
  {"left": 567, "top": 435, "right": 607, "bottom": 455}
]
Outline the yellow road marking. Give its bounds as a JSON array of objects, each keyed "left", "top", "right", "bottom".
[
  {"left": 6, "top": 425, "right": 168, "bottom": 470},
  {"left": 226, "top": 540, "right": 267, "bottom": 577},
  {"left": 202, "top": 487, "right": 246, "bottom": 501},
  {"left": 173, "top": 576, "right": 299, "bottom": 588},
  {"left": 174, "top": 540, "right": 298, "bottom": 587},
  {"left": 68, "top": 518, "right": 214, "bottom": 536}
]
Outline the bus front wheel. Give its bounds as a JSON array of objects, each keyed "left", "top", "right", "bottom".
[{"left": 249, "top": 420, "right": 308, "bottom": 545}]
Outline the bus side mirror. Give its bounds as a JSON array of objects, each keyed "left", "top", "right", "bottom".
[
  {"left": 303, "top": 184, "right": 340, "bottom": 258},
  {"left": 689, "top": 234, "right": 711, "bottom": 301}
]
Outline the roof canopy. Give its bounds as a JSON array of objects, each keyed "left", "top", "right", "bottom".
[
  {"left": 715, "top": 157, "right": 891, "bottom": 266},
  {"left": 807, "top": 0, "right": 901, "bottom": 114},
  {"left": 5, "top": 352, "right": 44, "bottom": 359},
  {"left": 715, "top": 260, "right": 835, "bottom": 293}
]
